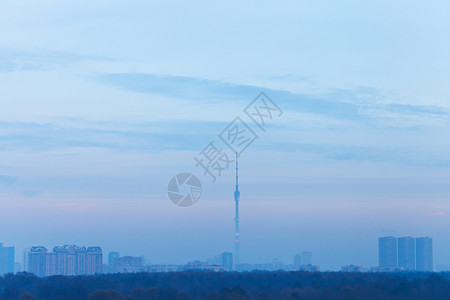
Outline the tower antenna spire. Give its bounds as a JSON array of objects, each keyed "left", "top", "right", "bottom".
[{"left": 234, "top": 152, "right": 240, "bottom": 269}]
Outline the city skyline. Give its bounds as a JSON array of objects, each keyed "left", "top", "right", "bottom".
[
  {"left": 2, "top": 237, "right": 442, "bottom": 274},
  {"left": 1, "top": 0, "right": 450, "bottom": 272}
]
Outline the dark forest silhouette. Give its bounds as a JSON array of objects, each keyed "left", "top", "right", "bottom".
[{"left": 1, "top": 271, "right": 450, "bottom": 300}]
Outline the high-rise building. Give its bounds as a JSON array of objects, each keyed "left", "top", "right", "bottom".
[
  {"left": 398, "top": 237, "right": 415, "bottom": 271},
  {"left": 27, "top": 246, "right": 48, "bottom": 277},
  {"left": 77, "top": 246, "right": 87, "bottom": 276},
  {"left": 66, "top": 245, "right": 78, "bottom": 275},
  {"left": 221, "top": 252, "right": 233, "bottom": 271},
  {"left": 23, "top": 249, "right": 29, "bottom": 273},
  {"left": 294, "top": 251, "right": 312, "bottom": 267},
  {"left": 416, "top": 237, "right": 433, "bottom": 272},
  {"left": 108, "top": 251, "right": 120, "bottom": 266},
  {"left": 27, "top": 245, "right": 102, "bottom": 276},
  {"left": 46, "top": 252, "right": 57, "bottom": 277},
  {"left": 294, "top": 253, "right": 301, "bottom": 267},
  {"left": 379, "top": 236, "right": 397, "bottom": 267},
  {"left": 301, "top": 251, "right": 312, "bottom": 265},
  {"left": 86, "top": 247, "right": 103, "bottom": 275},
  {"left": 0, "top": 243, "right": 15, "bottom": 275},
  {"left": 53, "top": 246, "right": 67, "bottom": 275},
  {"left": 113, "top": 256, "right": 144, "bottom": 273}
]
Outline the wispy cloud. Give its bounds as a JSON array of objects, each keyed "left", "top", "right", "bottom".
[
  {"left": 259, "top": 141, "right": 450, "bottom": 167},
  {"left": 0, "top": 175, "right": 17, "bottom": 186},
  {"left": 0, "top": 120, "right": 224, "bottom": 152},
  {"left": 0, "top": 48, "right": 111, "bottom": 72},
  {"left": 1, "top": 119, "right": 448, "bottom": 168},
  {"left": 97, "top": 73, "right": 450, "bottom": 124}
]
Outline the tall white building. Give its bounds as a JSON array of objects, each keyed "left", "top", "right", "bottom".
[{"left": 27, "top": 245, "right": 102, "bottom": 276}]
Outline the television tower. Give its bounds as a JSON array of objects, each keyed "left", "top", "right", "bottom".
[{"left": 234, "top": 152, "right": 240, "bottom": 269}]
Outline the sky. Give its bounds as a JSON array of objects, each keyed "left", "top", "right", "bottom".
[{"left": 0, "top": 0, "right": 449, "bottom": 271}]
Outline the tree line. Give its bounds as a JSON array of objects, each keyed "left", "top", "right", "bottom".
[{"left": 0, "top": 271, "right": 449, "bottom": 299}]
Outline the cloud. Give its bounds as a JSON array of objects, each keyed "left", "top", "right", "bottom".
[
  {"left": 0, "top": 48, "right": 111, "bottom": 73},
  {"left": 0, "top": 120, "right": 225, "bottom": 152},
  {"left": 384, "top": 104, "right": 448, "bottom": 116},
  {"left": 0, "top": 175, "right": 17, "bottom": 186},
  {"left": 1, "top": 118, "right": 449, "bottom": 169},
  {"left": 97, "top": 73, "right": 364, "bottom": 120},
  {"left": 97, "top": 73, "right": 450, "bottom": 124}
]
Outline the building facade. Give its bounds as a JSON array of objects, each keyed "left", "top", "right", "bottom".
[
  {"left": 416, "top": 237, "right": 433, "bottom": 272},
  {"left": 398, "top": 237, "right": 415, "bottom": 271},
  {"left": 221, "top": 252, "right": 233, "bottom": 271},
  {"left": 377, "top": 236, "right": 433, "bottom": 271},
  {"left": 112, "top": 256, "right": 145, "bottom": 273},
  {"left": 0, "top": 243, "right": 15, "bottom": 275},
  {"left": 379, "top": 236, "right": 397, "bottom": 267},
  {"left": 86, "top": 247, "right": 103, "bottom": 275},
  {"left": 26, "top": 245, "right": 102, "bottom": 276},
  {"left": 294, "top": 251, "right": 312, "bottom": 267},
  {"left": 108, "top": 251, "right": 119, "bottom": 266}
]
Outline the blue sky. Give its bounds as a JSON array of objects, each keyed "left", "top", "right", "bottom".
[{"left": 0, "top": 0, "right": 449, "bottom": 270}]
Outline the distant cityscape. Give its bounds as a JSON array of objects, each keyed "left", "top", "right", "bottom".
[{"left": 0, "top": 237, "right": 442, "bottom": 277}]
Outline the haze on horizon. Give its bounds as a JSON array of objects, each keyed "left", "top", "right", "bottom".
[{"left": 0, "top": 0, "right": 449, "bottom": 271}]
